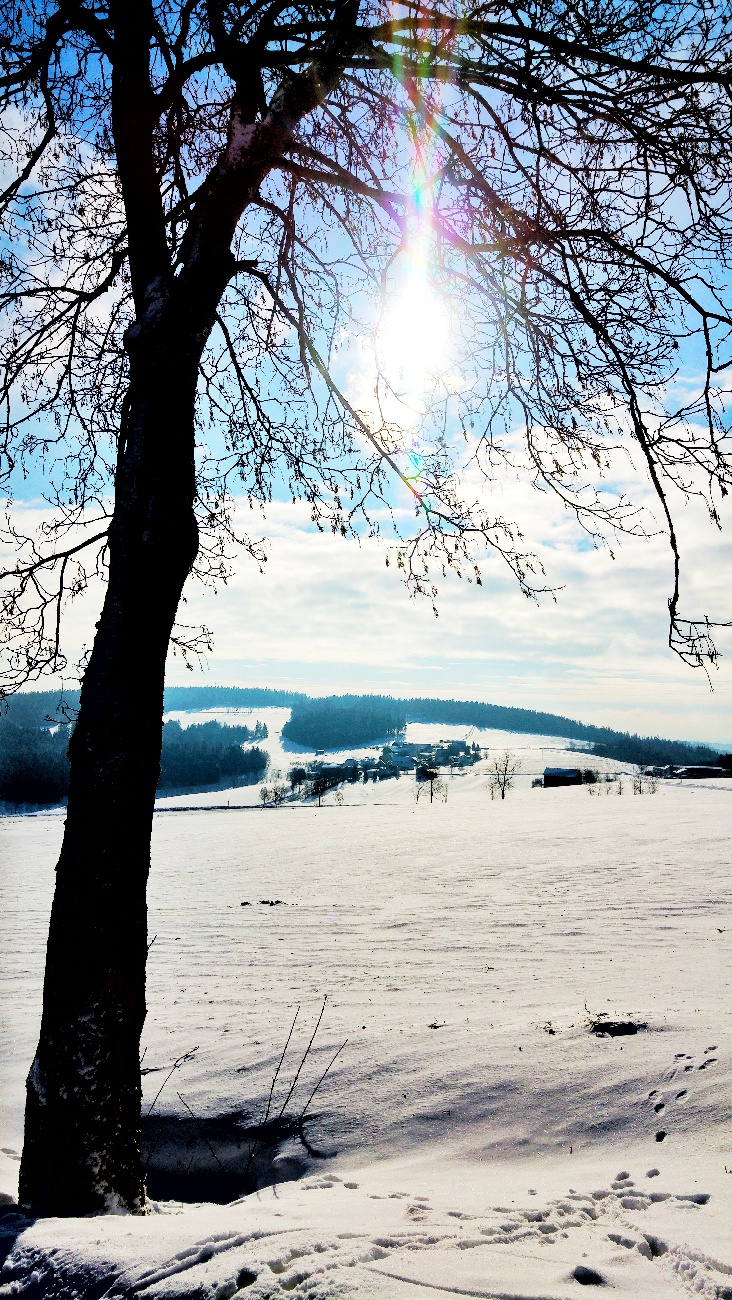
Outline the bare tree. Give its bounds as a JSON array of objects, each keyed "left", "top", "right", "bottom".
[
  {"left": 487, "top": 750, "right": 520, "bottom": 800},
  {"left": 415, "top": 765, "right": 446, "bottom": 802},
  {"left": 2, "top": 0, "right": 732, "bottom": 1214}
]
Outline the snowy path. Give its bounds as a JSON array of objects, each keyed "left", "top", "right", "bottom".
[{"left": 1, "top": 779, "right": 731, "bottom": 1297}]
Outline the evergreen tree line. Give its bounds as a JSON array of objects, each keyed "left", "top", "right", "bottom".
[
  {"left": 281, "top": 696, "right": 406, "bottom": 749},
  {"left": 158, "top": 720, "right": 268, "bottom": 790},
  {"left": 402, "top": 697, "right": 719, "bottom": 763},
  {"left": 576, "top": 734, "right": 721, "bottom": 769},
  {"left": 0, "top": 707, "right": 268, "bottom": 805},
  {"left": 0, "top": 719, "right": 72, "bottom": 805},
  {"left": 163, "top": 685, "right": 304, "bottom": 711},
  {"left": 280, "top": 692, "right": 720, "bottom": 766}
]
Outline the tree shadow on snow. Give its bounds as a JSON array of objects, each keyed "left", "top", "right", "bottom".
[
  {"left": 0, "top": 1206, "right": 34, "bottom": 1271},
  {"left": 141, "top": 1109, "right": 330, "bottom": 1204}
]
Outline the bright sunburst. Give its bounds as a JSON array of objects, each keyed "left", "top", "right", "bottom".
[{"left": 378, "top": 261, "right": 451, "bottom": 414}]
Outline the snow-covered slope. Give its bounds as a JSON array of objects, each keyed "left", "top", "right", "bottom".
[{"left": 1, "top": 771, "right": 731, "bottom": 1298}]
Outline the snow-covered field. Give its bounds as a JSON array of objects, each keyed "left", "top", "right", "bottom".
[{"left": 1, "top": 721, "right": 731, "bottom": 1298}]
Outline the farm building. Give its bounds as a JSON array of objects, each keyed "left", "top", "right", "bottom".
[{"left": 543, "top": 767, "right": 583, "bottom": 788}]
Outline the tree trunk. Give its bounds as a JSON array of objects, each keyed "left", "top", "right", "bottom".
[{"left": 18, "top": 333, "right": 199, "bottom": 1216}]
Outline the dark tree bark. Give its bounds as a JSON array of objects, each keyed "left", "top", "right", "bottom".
[
  {"left": 16, "top": 0, "right": 362, "bottom": 1217},
  {"left": 18, "top": 331, "right": 201, "bottom": 1213}
]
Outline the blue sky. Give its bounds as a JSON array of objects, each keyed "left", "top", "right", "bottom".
[
  {"left": 6, "top": 335, "right": 732, "bottom": 742},
  {"left": 5, "top": 85, "right": 732, "bottom": 745}
]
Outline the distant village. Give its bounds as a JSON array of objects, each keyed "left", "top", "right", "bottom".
[
  {"left": 379, "top": 737, "right": 484, "bottom": 775},
  {"left": 287, "top": 738, "right": 484, "bottom": 798},
  {"left": 291, "top": 740, "right": 732, "bottom": 801}
]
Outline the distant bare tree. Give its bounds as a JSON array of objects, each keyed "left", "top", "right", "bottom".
[
  {"left": 2, "top": 0, "right": 732, "bottom": 1214},
  {"left": 487, "top": 750, "right": 520, "bottom": 800},
  {"left": 415, "top": 766, "right": 446, "bottom": 802}
]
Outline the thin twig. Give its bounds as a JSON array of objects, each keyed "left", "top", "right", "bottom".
[
  {"left": 260, "top": 1004, "right": 300, "bottom": 1129},
  {"left": 277, "top": 995, "right": 328, "bottom": 1120},
  {"left": 144, "top": 1046, "right": 199, "bottom": 1118},
  {"left": 299, "top": 1039, "right": 348, "bottom": 1120}
]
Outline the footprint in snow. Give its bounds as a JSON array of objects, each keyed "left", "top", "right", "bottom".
[
  {"left": 406, "top": 1203, "right": 430, "bottom": 1219},
  {"left": 609, "top": 1230, "right": 668, "bottom": 1259},
  {"left": 572, "top": 1263, "right": 607, "bottom": 1285}
]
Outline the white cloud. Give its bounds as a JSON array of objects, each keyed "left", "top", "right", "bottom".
[
  {"left": 8, "top": 462, "right": 732, "bottom": 745},
  {"left": 166, "top": 487, "right": 732, "bottom": 744}
]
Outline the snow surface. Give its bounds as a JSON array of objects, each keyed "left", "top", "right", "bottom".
[{"left": 1, "top": 714, "right": 731, "bottom": 1298}]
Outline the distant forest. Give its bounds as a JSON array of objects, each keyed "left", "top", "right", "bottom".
[
  {"left": 158, "top": 720, "right": 267, "bottom": 790},
  {"left": 282, "top": 696, "right": 406, "bottom": 749},
  {"left": 1, "top": 687, "right": 724, "bottom": 802},
  {"left": 0, "top": 717, "right": 72, "bottom": 804},
  {"left": 162, "top": 686, "right": 722, "bottom": 767},
  {"left": 402, "top": 697, "right": 719, "bottom": 767},
  {"left": 0, "top": 698, "right": 268, "bottom": 805},
  {"left": 163, "top": 685, "right": 304, "bottom": 710}
]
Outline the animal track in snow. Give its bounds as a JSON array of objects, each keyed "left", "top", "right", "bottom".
[
  {"left": 646, "top": 1044, "right": 720, "bottom": 1136},
  {"left": 337, "top": 1166, "right": 724, "bottom": 1300},
  {"left": 90, "top": 1164, "right": 720, "bottom": 1300}
]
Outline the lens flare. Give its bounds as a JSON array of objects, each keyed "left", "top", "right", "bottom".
[{"left": 375, "top": 6, "right": 461, "bottom": 439}]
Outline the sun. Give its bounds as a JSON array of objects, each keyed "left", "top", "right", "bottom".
[{"left": 377, "top": 265, "right": 451, "bottom": 416}]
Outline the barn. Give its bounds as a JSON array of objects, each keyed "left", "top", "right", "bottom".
[{"left": 543, "top": 767, "right": 583, "bottom": 788}]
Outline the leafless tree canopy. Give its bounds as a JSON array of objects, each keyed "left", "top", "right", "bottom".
[
  {"left": 487, "top": 748, "right": 520, "bottom": 798},
  {"left": 3, "top": 0, "right": 732, "bottom": 687}
]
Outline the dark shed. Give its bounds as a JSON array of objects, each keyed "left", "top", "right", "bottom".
[{"left": 543, "top": 767, "right": 583, "bottom": 787}]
